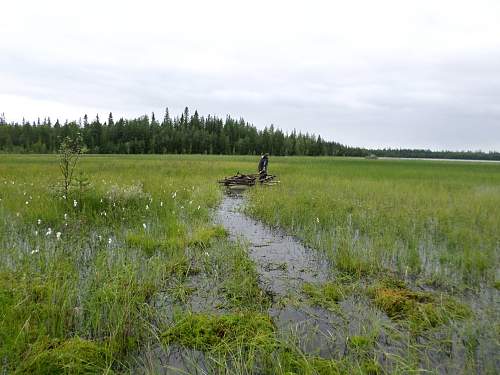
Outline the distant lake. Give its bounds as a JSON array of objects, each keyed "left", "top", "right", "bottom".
[{"left": 380, "top": 157, "right": 500, "bottom": 163}]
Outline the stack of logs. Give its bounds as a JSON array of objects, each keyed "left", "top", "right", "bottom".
[{"left": 218, "top": 173, "right": 278, "bottom": 187}]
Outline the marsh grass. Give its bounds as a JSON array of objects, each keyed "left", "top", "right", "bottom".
[
  {"left": 1, "top": 155, "right": 498, "bottom": 374},
  {"left": 162, "top": 312, "right": 275, "bottom": 352},
  {"left": 0, "top": 155, "right": 236, "bottom": 373},
  {"left": 246, "top": 157, "right": 500, "bottom": 288},
  {"left": 302, "top": 282, "right": 347, "bottom": 309},
  {"left": 367, "top": 279, "right": 472, "bottom": 333},
  {"left": 17, "top": 337, "right": 113, "bottom": 375}
]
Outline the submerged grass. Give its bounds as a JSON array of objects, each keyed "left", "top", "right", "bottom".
[
  {"left": 1, "top": 154, "right": 498, "bottom": 374},
  {"left": 17, "top": 337, "right": 113, "bottom": 375},
  {"left": 302, "top": 282, "right": 347, "bottom": 309},
  {"left": 0, "top": 155, "right": 234, "bottom": 373},
  {"left": 162, "top": 312, "right": 275, "bottom": 352}
]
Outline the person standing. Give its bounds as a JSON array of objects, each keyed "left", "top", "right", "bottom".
[{"left": 258, "top": 153, "right": 269, "bottom": 180}]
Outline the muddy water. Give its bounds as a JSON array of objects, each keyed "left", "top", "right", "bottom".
[
  {"left": 214, "top": 192, "right": 356, "bottom": 359},
  {"left": 150, "top": 192, "right": 492, "bottom": 374},
  {"left": 215, "top": 192, "right": 332, "bottom": 298}
]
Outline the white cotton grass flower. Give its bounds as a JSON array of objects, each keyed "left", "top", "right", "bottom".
[
  {"left": 108, "top": 238, "right": 112, "bottom": 244},
  {"left": 31, "top": 248, "right": 39, "bottom": 255},
  {"left": 37, "top": 219, "right": 42, "bottom": 225},
  {"left": 73, "top": 199, "right": 78, "bottom": 208},
  {"left": 316, "top": 217, "right": 320, "bottom": 223},
  {"left": 62, "top": 195, "right": 66, "bottom": 200},
  {"left": 56, "top": 232, "right": 61, "bottom": 240},
  {"left": 25, "top": 201, "right": 29, "bottom": 205},
  {"left": 197, "top": 205, "right": 201, "bottom": 210},
  {"left": 143, "top": 223, "right": 147, "bottom": 230},
  {"left": 98, "top": 235, "right": 102, "bottom": 241},
  {"left": 34, "top": 230, "right": 38, "bottom": 236},
  {"left": 204, "top": 251, "right": 210, "bottom": 257},
  {"left": 100, "top": 198, "right": 103, "bottom": 203},
  {"left": 160, "top": 201, "right": 163, "bottom": 207},
  {"left": 146, "top": 204, "right": 149, "bottom": 210},
  {"left": 172, "top": 191, "right": 177, "bottom": 199},
  {"left": 45, "top": 228, "right": 52, "bottom": 236},
  {"left": 64, "top": 213, "right": 68, "bottom": 220}
]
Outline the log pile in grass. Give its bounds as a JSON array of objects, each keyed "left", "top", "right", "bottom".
[{"left": 218, "top": 173, "right": 279, "bottom": 187}]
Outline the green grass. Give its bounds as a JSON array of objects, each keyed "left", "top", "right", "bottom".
[
  {"left": 367, "top": 278, "right": 472, "bottom": 333},
  {"left": 247, "top": 157, "right": 500, "bottom": 287},
  {"left": 162, "top": 312, "right": 275, "bottom": 351},
  {"left": 1, "top": 154, "right": 498, "bottom": 374},
  {"left": 0, "top": 154, "right": 234, "bottom": 372},
  {"left": 302, "top": 282, "right": 347, "bottom": 309}
]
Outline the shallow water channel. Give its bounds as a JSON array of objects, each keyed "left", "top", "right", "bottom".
[
  {"left": 215, "top": 191, "right": 347, "bottom": 356},
  {"left": 215, "top": 191, "right": 332, "bottom": 298},
  {"left": 148, "top": 192, "right": 348, "bottom": 373},
  {"left": 141, "top": 192, "right": 494, "bottom": 374}
]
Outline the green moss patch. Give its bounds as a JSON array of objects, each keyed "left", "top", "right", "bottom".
[
  {"left": 162, "top": 312, "right": 275, "bottom": 352},
  {"left": 369, "top": 279, "right": 471, "bottom": 332}
]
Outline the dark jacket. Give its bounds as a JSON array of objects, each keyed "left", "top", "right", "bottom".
[{"left": 258, "top": 156, "right": 268, "bottom": 173}]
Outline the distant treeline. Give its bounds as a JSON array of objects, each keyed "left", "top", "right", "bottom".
[{"left": 0, "top": 109, "right": 499, "bottom": 160}]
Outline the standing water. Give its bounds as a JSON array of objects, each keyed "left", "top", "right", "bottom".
[{"left": 215, "top": 191, "right": 332, "bottom": 297}]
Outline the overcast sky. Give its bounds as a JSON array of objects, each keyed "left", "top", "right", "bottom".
[{"left": 1, "top": 0, "right": 500, "bottom": 151}]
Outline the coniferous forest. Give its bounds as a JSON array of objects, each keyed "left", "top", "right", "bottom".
[{"left": 0, "top": 108, "right": 498, "bottom": 160}]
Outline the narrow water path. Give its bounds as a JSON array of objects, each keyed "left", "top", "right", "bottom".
[
  {"left": 215, "top": 192, "right": 348, "bottom": 359},
  {"left": 215, "top": 191, "right": 331, "bottom": 298},
  {"left": 146, "top": 192, "right": 491, "bottom": 374}
]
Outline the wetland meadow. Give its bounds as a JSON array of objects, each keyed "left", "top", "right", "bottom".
[{"left": 0, "top": 155, "right": 498, "bottom": 374}]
